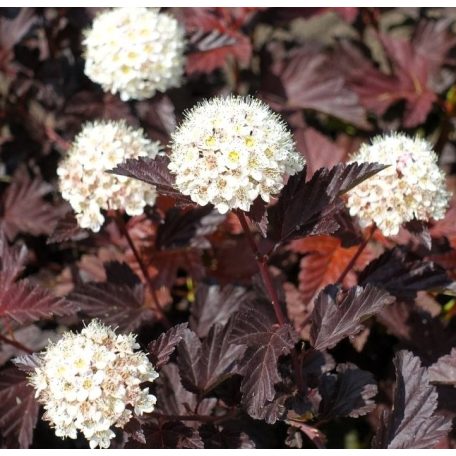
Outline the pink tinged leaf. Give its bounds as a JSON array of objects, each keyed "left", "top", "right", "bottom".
[{"left": 0, "top": 367, "right": 39, "bottom": 448}]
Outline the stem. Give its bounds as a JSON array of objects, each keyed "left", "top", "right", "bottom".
[
  {"left": 335, "top": 224, "right": 376, "bottom": 285},
  {"left": 0, "top": 333, "right": 33, "bottom": 354},
  {"left": 114, "top": 214, "right": 171, "bottom": 329},
  {"left": 236, "top": 210, "right": 286, "bottom": 326}
]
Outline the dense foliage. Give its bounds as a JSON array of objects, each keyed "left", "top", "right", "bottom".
[{"left": 1, "top": 6, "right": 456, "bottom": 449}]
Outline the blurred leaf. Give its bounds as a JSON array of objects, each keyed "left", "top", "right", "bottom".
[
  {"left": 0, "top": 367, "right": 39, "bottom": 448},
  {"left": 47, "top": 209, "right": 89, "bottom": 244}
]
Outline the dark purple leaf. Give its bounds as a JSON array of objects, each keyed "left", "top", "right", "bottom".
[
  {"left": 429, "top": 348, "right": 456, "bottom": 387},
  {"left": 0, "top": 367, "right": 39, "bottom": 448},
  {"left": 12, "top": 353, "right": 41, "bottom": 373},
  {"left": 267, "top": 162, "right": 386, "bottom": 244},
  {"left": 0, "top": 234, "right": 28, "bottom": 284},
  {"left": 109, "top": 156, "right": 192, "bottom": 203},
  {"left": 318, "top": 363, "right": 377, "bottom": 420},
  {"left": 372, "top": 351, "right": 452, "bottom": 449},
  {"left": 229, "top": 308, "right": 298, "bottom": 418},
  {"left": 155, "top": 206, "right": 224, "bottom": 250},
  {"left": 310, "top": 284, "right": 395, "bottom": 351},
  {"left": 177, "top": 324, "right": 245, "bottom": 395},
  {"left": 190, "top": 284, "right": 252, "bottom": 338},
  {"left": 126, "top": 421, "right": 203, "bottom": 449},
  {"left": 358, "top": 247, "right": 450, "bottom": 299},
  {"left": 148, "top": 323, "right": 188, "bottom": 369}
]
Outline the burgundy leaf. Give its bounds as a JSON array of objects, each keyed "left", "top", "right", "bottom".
[
  {"left": 263, "top": 47, "right": 368, "bottom": 128},
  {"left": 1, "top": 167, "right": 60, "bottom": 240},
  {"left": 0, "top": 367, "right": 39, "bottom": 448},
  {"left": 155, "top": 206, "right": 224, "bottom": 250},
  {"left": 0, "top": 234, "right": 28, "bottom": 284},
  {"left": 70, "top": 280, "right": 154, "bottom": 333},
  {"left": 268, "top": 162, "right": 386, "bottom": 244},
  {"left": 47, "top": 209, "right": 89, "bottom": 244},
  {"left": 190, "top": 283, "right": 252, "bottom": 338},
  {"left": 229, "top": 308, "right": 298, "bottom": 418},
  {"left": 148, "top": 323, "right": 188, "bottom": 369},
  {"left": 0, "top": 273, "right": 73, "bottom": 325},
  {"left": 109, "top": 156, "right": 192, "bottom": 203},
  {"left": 358, "top": 247, "right": 450, "bottom": 299},
  {"left": 429, "top": 348, "right": 456, "bottom": 387},
  {"left": 372, "top": 351, "right": 452, "bottom": 449},
  {"left": 310, "top": 284, "right": 395, "bottom": 351},
  {"left": 318, "top": 363, "right": 378, "bottom": 420}
]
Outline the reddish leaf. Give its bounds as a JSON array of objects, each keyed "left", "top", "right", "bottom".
[
  {"left": 372, "top": 351, "right": 452, "bottom": 449},
  {"left": 0, "top": 273, "right": 72, "bottom": 326},
  {"left": 229, "top": 308, "right": 299, "bottom": 418},
  {"left": 148, "top": 323, "right": 188, "bottom": 369},
  {"left": 290, "top": 235, "right": 375, "bottom": 305},
  {"left": 183, "top": 7, "right": 253, "bottom": 75},
  {"left": 318, "top": 363, "right": 378, "bottom": 420},
  {"left": 337, "top": 25, "right": 456, "bottom": 128},
  {"left": 310, "top": 284, "right": 395, "bottom": 351},
  {"left": 0, "top": 367, "right": 39, "bottom": 448},
  {"left": 1, "top": 167, "right": 60, "bottom": 240},
  {"left": 0, "top": 234, "right": 28, "bottom": 284},
  {"left": 263, "top": 47, "right": 368, "bottom": 128}
]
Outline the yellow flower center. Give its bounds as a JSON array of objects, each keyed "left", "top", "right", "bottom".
[
  {"left": 245, "top": 136, "right": 255, "bottom": 147},
  {"left": 229, "top": 150, "right": 240, "bottom": 162}
]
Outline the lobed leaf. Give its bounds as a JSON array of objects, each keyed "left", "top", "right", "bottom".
[{"left": 148, "top": 323, "right": 188, "bottom": 369}]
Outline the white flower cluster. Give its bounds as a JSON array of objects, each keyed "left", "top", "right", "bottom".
[
  {"left": 169, "top": 96, "right": 305, "bottom": 213},
  {"left": 29, "top": 320, "right": 158, "bottom": 449},
  {"left": 346, "top": 133, "right": 451, "bottom": 236},
  {"left": 83, "top": 7, "right": 186, "bottom": 101},
  {"left": 57, "top": 120, "right": 159, "bottom": 232}
]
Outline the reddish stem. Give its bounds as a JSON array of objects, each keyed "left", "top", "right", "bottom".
[
  {"left": 0, "top": 333, "right": 33, "bottom": 354},
  {"left": 335, "top": 223, "right": 377, "bottom": 285},
  {"left": 114, "top": 214, "right": 171, "bottom": 329},
  {"left": 152, "top": 409, "right": 237, "bottom": 424},
  {"left": 236, "top": 210, "right": 285, "bottom": 326}
]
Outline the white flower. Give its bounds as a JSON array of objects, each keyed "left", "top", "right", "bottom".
[
  {"left": 28, "top": 320, "right": 159, "bottom": 449},
  {"left": 169, "top": 96, "right": 305, "bottom": 213},
  {"left": 83, "top": 7, "right": 186, "bottom": 101},
  {"left": 57, "top": 120, "right": 160, "bottom": 232},
  {"left": 346, "top": 133, "right": 451, "bottom": 236}
]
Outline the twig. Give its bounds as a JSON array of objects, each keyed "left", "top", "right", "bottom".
[
  {"left": 236, "top": 210, "right": 285, "bottom": 326},
  {"left": 0, "top": 333, "right": 33, "bottom": 354},
  {"left": 335, "top": 223, "right": 376, "bottom": 285},
  {"left": 114, "top": 214, "right": 171, "bottom": 329}
]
